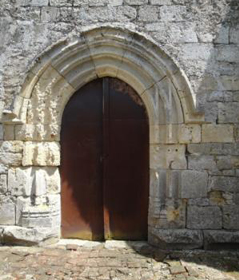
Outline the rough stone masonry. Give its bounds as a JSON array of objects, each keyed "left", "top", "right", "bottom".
[{"left": 0, "top": 0, "right": 239, "bottom": 249}]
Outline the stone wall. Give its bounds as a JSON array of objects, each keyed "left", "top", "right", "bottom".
[{"left": 0, "top": 0, "right": 239, "bottom": 249}]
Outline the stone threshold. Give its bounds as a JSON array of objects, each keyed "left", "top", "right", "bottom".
[{"left": 46, "top": 239, "right": 149, "bottom": 249}]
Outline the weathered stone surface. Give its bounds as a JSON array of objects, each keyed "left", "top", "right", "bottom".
[
  {"left": 0, "top": 141, "right": 24, "bottom": 153},
  {"left": 149, "top": 198, "right": 186, "bottom": 229},
  {"left": 0, "top": 196, "right": 15, "bottom": 225},
  {"left": 31, "top": 0, "right": 49, "bottom": 6},
  {"left": 216, "top": 156, "right": 239, "bottom": 170},
  {"left": 204, "top": 230, "right": 239, "bottom": 250},
  {"left": 150, "top": 145, "right": 187, "bottom": 169},
  {"left": 0, "top": 125, "right": 3, "bottom": 140},
  {"left": 150, "top": 0, "right": 172, "bottom": 5},
  {"left": 187, "top": 206, "right": 222, "bottom": 229},
  {"left": 178, "top": 124, "right": 201, "bottom": 144},
  {"left": 160, "top": 5, "right": 186, "bottom": 21},
  {"left": 217, "top": 45, "right": 239, "bottom": 63},
  {"left": 1, "top": 226, "right": 55, "bottom": 245},
  {"left": 149, "top": 228, "right": 203, "bottom": 249},
  {"left": 3, "top": 125, "right": 14, "bottom": 140},
  {"left": 223, "top": 205, "right": 239, "bottom": 230},
  {"left": 181, "top": 170, "right": 208, "bottom": 198},
  {"left": 0, "top": 153, "right": 22, "bottom": 167},
  {"left": 209, "top": 176, "right": 239, "bottom": 193},
  {"left": 188, "top": 143, "right": 239, "bottom": 156},
  {"left": 124, "top": 0, "right": 147, "bottom": 4},
  {"left": 8, "top": 167, "right": 60, "bottom": 197},
  {"left": 202, "top": 124, "right": 234, "bottom": 143},
  {"left": 49, "top": 0, "right": 73, "bottom": 6},
  {"left": 22, "top": 142, "right": 60, "bottom": 166},
  {"left": 0, "top": 174, "right": 7, "bottom": 194},
  {"left": 8, "top": 168, "right": 33, "bottom": 196},
  {"left": 188, "top": 155, "right": 217, "bottom": 171},
  {"left": 218, "top": 102, "right": 239, "bottom": 123},
  {"left": 138, "top": 5, "right": 158, "bottom": 21}
]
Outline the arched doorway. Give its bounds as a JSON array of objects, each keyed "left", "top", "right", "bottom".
[{"left": 60, "top": 77, "right": 149, "bottom": 241}]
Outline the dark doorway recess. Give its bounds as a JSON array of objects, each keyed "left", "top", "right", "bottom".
[{"left": 60, "top": 77, "right": 149, "bottom": 241}]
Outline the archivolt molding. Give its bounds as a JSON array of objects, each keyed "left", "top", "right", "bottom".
[{"left": 2, "top": 26, "right": 204, "bottom": 131}]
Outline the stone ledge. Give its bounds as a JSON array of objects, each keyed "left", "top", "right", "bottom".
[
  {"left": 148, "top": 228, "right": 203, "bottom": 250},
  {"left": 0, "top": 226, "right": 59, "bottom": 246},
  {"left": 203, "top": 230, "right": 239, "bottom": 250}
]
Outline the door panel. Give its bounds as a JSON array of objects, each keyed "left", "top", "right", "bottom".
[
  {"left": 106, "top": 78, "right": 149, "bottom": 240},
  {"left": 61, "top": 77, "right": 149, "bottom": 240},
  {"left": 61, "top": 79, "right": 104, "bottom": 240}
]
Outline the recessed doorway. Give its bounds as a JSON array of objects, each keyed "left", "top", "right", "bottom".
[{"left": 61, "top": 77, "right": 149, "bottom": 241}]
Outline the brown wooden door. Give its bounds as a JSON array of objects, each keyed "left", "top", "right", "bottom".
[{"left": 61, "top": 77, "right": 149, "bottom": 240}]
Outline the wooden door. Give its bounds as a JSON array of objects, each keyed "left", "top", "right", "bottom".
[{"left": 61, "top": 77, "right": 149, "bottom": 240}]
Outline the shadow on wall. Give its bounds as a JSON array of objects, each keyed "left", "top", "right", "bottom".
[{"left": 123, "top": 0, "right": 239, "bottom": 274}]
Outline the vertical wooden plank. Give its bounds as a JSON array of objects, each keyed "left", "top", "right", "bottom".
[
  {"left": 102, "top": 78, "right": 111, "bottom": 239},
  {"left": 106, "top": 77, "right": 149, "bottom": 240},
  {"left": 61, "top": 79, "right": 104, "bottom": 240}
]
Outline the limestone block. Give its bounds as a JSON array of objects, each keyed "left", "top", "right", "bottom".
[
  {"left": 224, "top": 144, "right": 239, "bottom": 156},
  {"left": 219, "top": 76, "right": 239, "bottom": 91},
  {"left": 181, "top": 170, "right": 208, "bottom": 198},
  {"left": 209, "top": 176, "right": 239, "bottom": 193},
  {"left": 16, "top": 197, "right": 31, "bottom": 225},
  {"left": 8, "top": 166, "right": 60, "bottom": 197},
  {"left": 8, "top": 168, "right": 33, "bottom": 196},
  {"left": 149, "top": 198, "right": 186, "bottom": 229},
  {"left": 145, "top": 22, "right": 198, "bottom": 43},
  {"left": 148, "top": 228, "right": 203, "bottom": 249},
  {"left": 124, "top": 0, "right": 148, "bottom": 4},
  {"left": 0, "top": 175, "right": 7, "bottom": 194},
  {"left": 1, "top": 226, "right": 52, "bottom": 245},
  {"left": 31, "top": 0, "right": 49, "bottom": 6},
  {"left": 0, "top": 141, "right": 24, "bottom": 153},
  {"left": 188, "top": 155, "right": 217, "bottom": 171},
  {"left": 0, "top": 125, "right": 3, "bottom": 140},
  {"left": 160, "top": 5, "right": 186, "bottom": 21},
  {"left": 187, "top": 143, "right": 229, "bottom": 155},
  {"left": 22, "top": 142, "right": 60, "bottom": 166},
  {"left": 21, "top": 203, "right": 60, "bottom": 228},
  {"left": 217, "top": 156, "right": 239, "bottom": 170},
  {"left": 0, "top": 164, "right": 7, "bottom": 174},
  {"left": 41, "top": 7, "right": 59, "bottom": 22},
  {"left": 214, "top": 25, "right": 229, "bottom": 44},
  {"left": 217, "top": 45, "right": 239, "bottom": 63},
  {"left": 44, "top": 168, "right": 61, "bottom": 194},
  {"left": 150, "top": 0, "right": 172, "bottom": 4},
  {"left": 150, "top": 125, "right": 177, "bottom": 144},
  {"left": 181, "top": 44, "right": 212, "bottom": 61},
  {"left": 0, "top": 196, "right": 15, "bottom": 225},
  {"left": 204, "top": 230, "right": 239, "bottom": 250},
  {"left": 178, "top": 124, "right": 201, "bottom": 143},
  {"left": 0, "top": 153, "right": 22, "bottom": 167},
  {"left": 138, "top": 5, "right": 158, "bottom": 21},
  {"left": 218, "top": 102, "right": 239, "bottom": 123},
  {"left": 187, "top": 206, "right": 222, "bottom": 229},
  {"left": 150, "top": 145, "right": 187, "bottom": 169},
  {"left": 109, "top": 0, "right": 123, "bottom": 5},
  {"left": 230, "top": 25, "right": 239, "bottom": 44},
  {"left": 49, "top": 0, "right": 73, "bottom": 6},
  {"left": 223, "top": 206, "right": 239, "bottom": 230},
  {"left": 187, "top": 198, "right": 210, "bottom": 206},
  {"left": 15, "top": 124, "right": 35, "bottom": 140},
  {"left": 202, "top": 124, "right": 234, "bottom": 143},
  {"left": 3, "top": 125, "right": 14, "bottom": 140}
]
